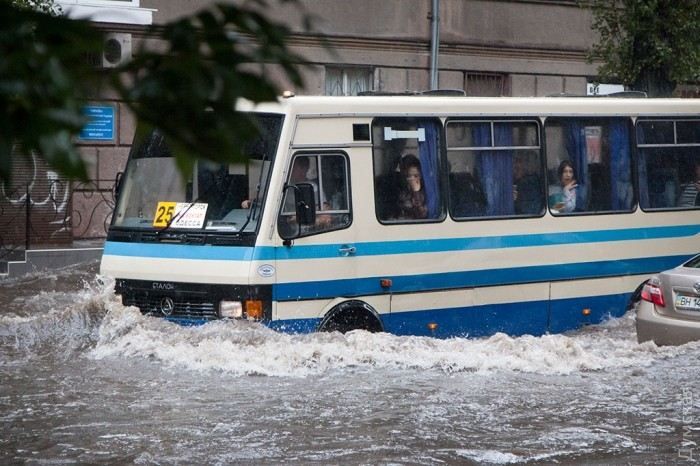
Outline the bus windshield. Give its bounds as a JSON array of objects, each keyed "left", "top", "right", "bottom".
[{"left": 112, "top": 114, "right": 283, "bottom": 235}]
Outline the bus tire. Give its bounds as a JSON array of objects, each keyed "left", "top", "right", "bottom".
[{"left": 318, "top": 301, "right": 384, "bottom": 334}]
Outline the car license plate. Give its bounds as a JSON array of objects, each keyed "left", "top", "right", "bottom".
[{"left": 675, "top": 294, "right": 700, "bottom": 311}]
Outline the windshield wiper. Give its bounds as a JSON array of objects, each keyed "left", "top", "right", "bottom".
[{"left": 237, "top": 151, "right": 269, "bottom": 234}]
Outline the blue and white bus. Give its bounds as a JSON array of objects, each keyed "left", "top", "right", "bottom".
[{"left": 100, "top": 95, "right": 700, "bottom": 338}]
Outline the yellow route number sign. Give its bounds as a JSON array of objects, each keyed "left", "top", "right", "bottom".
[{"left": 153, "top": 202, "right": 176, "bottom": 227}]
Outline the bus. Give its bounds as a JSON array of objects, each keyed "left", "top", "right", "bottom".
[{"left": 100, "top": 95, "right": 700, "bottom": 338}]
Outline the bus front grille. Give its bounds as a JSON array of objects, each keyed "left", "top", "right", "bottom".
[{"left": 122, "top": 294, "right": 218, "bottom": 320}]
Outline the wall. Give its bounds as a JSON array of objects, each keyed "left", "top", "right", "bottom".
[{"left": 143, "top": 0, "right": 597, "bottom": 96}]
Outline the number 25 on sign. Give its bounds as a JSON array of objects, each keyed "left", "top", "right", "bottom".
[{"left": 153, "top": 202, "right": 176, "bottom": 227}]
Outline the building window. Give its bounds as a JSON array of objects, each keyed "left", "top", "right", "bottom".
[
  {"left": 465, "top": 73, "right": 505, "bottom": 97},
  {"left": 325, "top": 67, "right": 373, "bottom": 96}
]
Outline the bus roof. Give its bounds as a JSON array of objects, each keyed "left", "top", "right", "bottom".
[{"left": 246, "top": 95, "right": 700, "bottom": 118}]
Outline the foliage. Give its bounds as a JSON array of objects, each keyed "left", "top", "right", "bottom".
[
  {"left": 0, "top": 3, "right": 102, "bottom": 181},
  {"left": 0, "top": 1, "right": 305, "bottom": 183},
  {"left": 586, "top": 0, "right": 700, "bottom": 97}
]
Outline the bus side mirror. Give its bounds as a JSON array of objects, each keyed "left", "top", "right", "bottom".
[
  {"left": 278, "top": 183, "right": 317, "bottom": 241},
  {"left": 295, "top": 183, "right": 316, "bottom": 226}
]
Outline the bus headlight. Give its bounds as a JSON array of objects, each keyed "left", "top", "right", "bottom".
[{"left": 219, "top": 301, "right": 243, "bottom": 318}]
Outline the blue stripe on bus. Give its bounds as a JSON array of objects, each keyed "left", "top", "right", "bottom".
[
  {"left": 104, "top": 224, "right": 700, "bottom": 261},
  {"left": 264, "top": 292, "right": 629, "bottom": 338},
  {"left": 103, "top": 241, "right": 257, "bottom": 261},
  {"left": 272, "top": 254, "right": 691, "bottom": 301},
  {"left": 276, "top": 224, "right": 700, "bottom": 260}
]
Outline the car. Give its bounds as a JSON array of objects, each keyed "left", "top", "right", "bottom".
[{"left": 637, "top": 254, "right": 700, "bottom": 345}]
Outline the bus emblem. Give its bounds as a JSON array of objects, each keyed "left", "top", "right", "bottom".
[
  {"left": 258, "top": 264, "right": 275, "bottom": 277},
  {"left": 160, "top": 297, "right": 175, "bottom": 316}
]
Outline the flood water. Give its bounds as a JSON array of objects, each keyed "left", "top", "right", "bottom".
[{"left": 1, "top": 262, "right": 699, "bottom": 465}]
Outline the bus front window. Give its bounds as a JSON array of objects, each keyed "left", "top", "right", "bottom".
[{"left": 112, "top": 114, "right": 282, "bottom": 235}]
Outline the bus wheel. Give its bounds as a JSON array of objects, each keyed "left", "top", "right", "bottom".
[{"left": 318, "top": 301, "right": 383, "bottom": 334}]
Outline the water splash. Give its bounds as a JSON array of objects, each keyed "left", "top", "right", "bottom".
[
  {"left": 1, "top": 267, "right": 694, "bottom": 377},
  {"left": 91, "top": 304, "right": 693, "bottom": 378},
  {"left": 0, "top": 274, "right": 116, "bottom": 357}
]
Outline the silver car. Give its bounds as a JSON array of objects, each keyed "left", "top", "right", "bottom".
[{"left": 637, "top": 254, "right": 700, "bottom": 345}]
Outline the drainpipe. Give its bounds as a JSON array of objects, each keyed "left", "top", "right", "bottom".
[{"left": 429, "top": 0, "right": 440, "bottom": 90}]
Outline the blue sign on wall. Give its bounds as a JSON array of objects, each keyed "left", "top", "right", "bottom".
[{"left": 79, "top": 105, "right": 115, "bottom": 141}]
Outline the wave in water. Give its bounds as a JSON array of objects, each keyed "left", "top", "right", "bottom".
[{"left": 1, "top": 273, "right": 695, "bottom": 376}]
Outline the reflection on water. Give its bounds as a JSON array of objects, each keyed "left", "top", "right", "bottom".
[{"left": 1, "top": 262, "right": 699, "bottom": 464}]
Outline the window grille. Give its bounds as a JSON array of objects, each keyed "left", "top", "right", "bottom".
[{"left": 325, "top": 67, "right": 373, "bottom": 96}]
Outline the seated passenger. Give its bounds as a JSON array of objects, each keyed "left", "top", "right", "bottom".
[
  {"left": 451, "top": 171, "right": 487, "bottom": 217},
  {"left": 513, "top": 154, "right": 543, "bottom": 215},
  {"left": 548, "top": 160, "right": 577, "bottom": 213},
  {"left": 278, "top": 156, "right": 334, "bottom": 234},
  {"left": 397, "top": 154, "right": 428, "bottom": 220},
  {"left": 678, "top": 161, "right": 700, "bottom": 207}
]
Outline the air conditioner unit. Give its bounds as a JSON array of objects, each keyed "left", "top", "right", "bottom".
[{"left": 102, "top": 33, "right": 132, "bottom": 68}]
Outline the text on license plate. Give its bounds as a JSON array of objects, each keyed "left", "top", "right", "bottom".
[{"left": 675, "top": 295, "right": 700, "bottom": 311}]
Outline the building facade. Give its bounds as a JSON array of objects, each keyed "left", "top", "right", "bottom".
[{"left": 2, "top": 0, "right": 604, "bottom": 258}]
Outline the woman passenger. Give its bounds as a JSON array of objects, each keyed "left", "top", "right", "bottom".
[
  {"left": 548, "top": 160, "right": 577, "bottom": 213},
  {"left": 397, "top": 154, "right": 428, "bottom": 219}
]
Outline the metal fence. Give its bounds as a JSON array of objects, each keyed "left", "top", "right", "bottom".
[{"left": 0, "top": 154, "right": 115, "bottom": 262}]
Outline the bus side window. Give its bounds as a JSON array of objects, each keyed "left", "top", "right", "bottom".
[
  {"left": 278, "top": 152, "right": 352, "bottom": 238},
  {"left": 371, "top": 117, "right": 444, "bottom": 223},
  {"left": 544, "top": 117, "right": 634, "bottom": 215},
  {"left": 638, "top": 119, "right": 700, "bottom": 210},
  {"left": 446, "top": 120, "right": 543, "bottom": 219}
]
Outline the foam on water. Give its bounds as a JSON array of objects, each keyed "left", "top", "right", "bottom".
[
  {"left": 91, "top": 296, "right": 695, "bottom": 378},
  {"left": 2, "top": 272, "right": 696, "bottom": 377}
]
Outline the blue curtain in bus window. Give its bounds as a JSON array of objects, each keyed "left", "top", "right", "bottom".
[
  {"left": 636, "top": 123, "right": 650, "bottom": 208},
  {"left": 418, "top": 121, "right": 440, "bottom": 218},
  {"left": 564, "top": 121, "right": 588, "bottom": 211},
  {"left": 474, "top": 124, "right": 514, "bottom": 216},
  {"left": 609, "top": 119, "right": 632, "bottom": 210}
]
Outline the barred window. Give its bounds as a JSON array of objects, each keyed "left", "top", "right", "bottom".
[
  {"left": 325, "top": 67, "right": 373, "bottom": 96},
  {"left": 465, "top": 73, "right": 505, "bottom": 97}
]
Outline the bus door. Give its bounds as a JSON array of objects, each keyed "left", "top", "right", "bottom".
[{"left": 274, "top": 152, "right": 365, "bottom": 328}]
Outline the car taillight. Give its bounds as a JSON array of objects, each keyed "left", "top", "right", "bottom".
[{"left": 641, "top": 281, "right": 665, "bottom": 307}]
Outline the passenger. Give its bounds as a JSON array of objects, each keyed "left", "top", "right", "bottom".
[
  {"left": 245, "top": 156, "right": 317, "bottom": 209},
  {"left": 678, "top": 160, "right": 700, "bottom": 207},
  {"left": 397, "top": 154, "right": 428, "bottom": 219},
  {"left": 451, "top": 171, "right": 487, "bottom": 217},
  {"left": 513, "top": 153, "right": 543, "bottom": 215},
  {"left": 279, "top": 155, "right": 334, "bottom": 231},
  {"left": 548, "top": 160, "right": 577, "bottom": 213}
]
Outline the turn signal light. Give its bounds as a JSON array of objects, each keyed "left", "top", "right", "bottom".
[
  {"left": 245, "top": 300, "right": 264, "bottom": 320},
  {"left": 582, "top": 308, "right": 591, "bottom": 316},
  {"left": 641, "top": 281, "right": 666, "bottom": 307}
]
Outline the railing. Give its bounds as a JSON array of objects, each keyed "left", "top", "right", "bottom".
[{"left": 0, "top": 179, "right": 115, "bottom": 262}]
